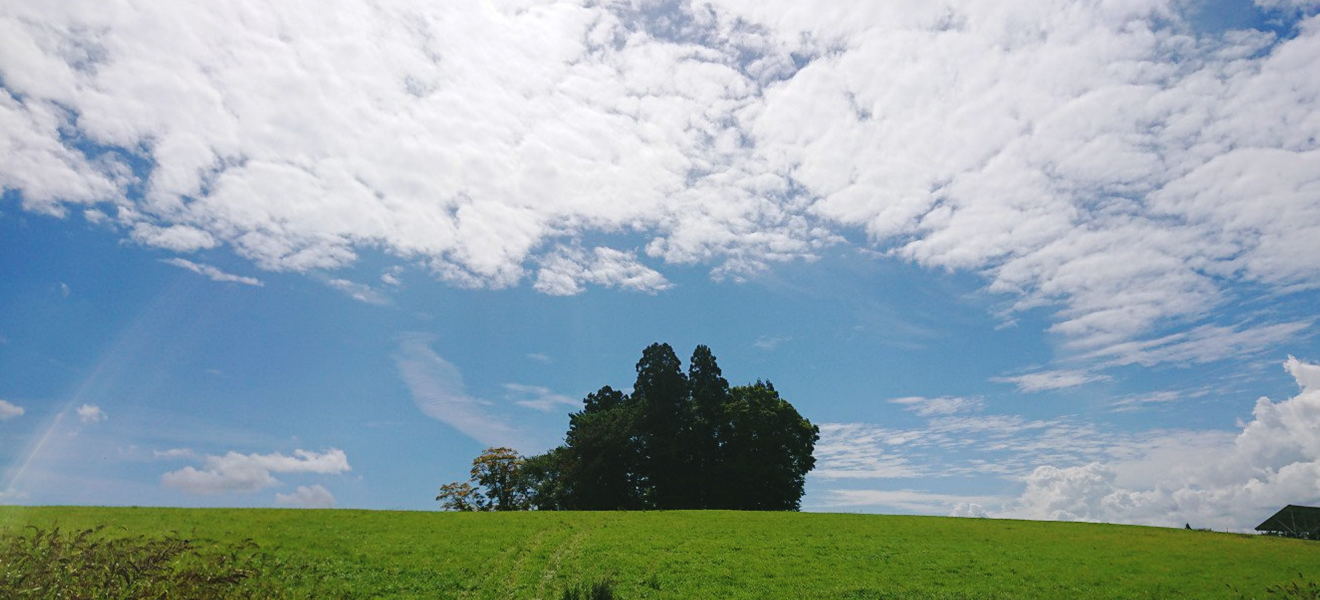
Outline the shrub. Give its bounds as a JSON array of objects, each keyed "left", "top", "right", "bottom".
[
  {"left": 560, "top": 578, "right": 618, "bottom": 600},
  {"left": 0, "top": 525, "right": 292, "bottom": 599}
]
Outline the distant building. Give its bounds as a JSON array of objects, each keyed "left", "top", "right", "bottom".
[{"left": 1255, "top": 505, "right": 1320, "bottom": 540}]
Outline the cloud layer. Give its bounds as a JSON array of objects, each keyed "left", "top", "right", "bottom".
[
  {"left": 2, "top": 0, "right": 1317, "bottom": 361},
  {"left": 996, "top": 356, "right": 1320, "bottom": 529}
]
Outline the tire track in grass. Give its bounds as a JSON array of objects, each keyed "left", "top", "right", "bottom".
[
  {"left": 463, "top": 524, "right": 549, "bottom": 600},
  {"left": 471, "top": 520, "right": 577, "bottom": 600},
  {"left": 535, "top": 521, "right": 595, "bottom": 600}
]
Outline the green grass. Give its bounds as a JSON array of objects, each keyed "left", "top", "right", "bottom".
[{"left": 2, "top": 507, "right": 1318, "bottom": 599}]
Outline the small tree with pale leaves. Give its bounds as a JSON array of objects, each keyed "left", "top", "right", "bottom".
[{"left": 436, "top": 447, "right": 532, "bottom": 511}]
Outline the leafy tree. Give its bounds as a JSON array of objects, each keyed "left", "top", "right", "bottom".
[
  {"left": 562, "top": 386, "right": 643, "bottom": 510},
  {"left": 470, "top": 447, "right": 531, "bottom": 511},
  {"left": 719, "top": 381, "right": 820, "bottom": 510},
  {"left": 435, "top": 481, "right": 485, "bottom": 511},
  {"left": 436, "top": 446, "right": 531, "bottom": 511},
  {"left": 521, "top": 447, "right": 571, "bottom": 511},
  {"left": 439, "top": 344, "right": 819, "bottom": 512}
]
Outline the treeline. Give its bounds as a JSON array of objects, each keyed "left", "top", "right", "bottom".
[{"left": 437, "top": 343, "right": 820, "bottom": 511}]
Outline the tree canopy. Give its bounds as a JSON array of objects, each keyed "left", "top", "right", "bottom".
[{"left": 437, "top": 343, "right": 819, "bottom": 511}]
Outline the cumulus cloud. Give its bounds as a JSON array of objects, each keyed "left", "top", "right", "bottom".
[
  {"left": 534, "top": 247, "right": 671, "bottom": 296},
  {"left": 0, "top": 399, "right": 24, "bottom": 420},
  {"left": 76, "top": 404, "right": 106, "bottom": 423},
  {"left": 163, "top": 258, "right": 263, "bottom": 286},
  {"left": 276, "top": 484, "right": 336, "bottom": 508},
  {"left": 1, "top": 0, "right": 1317, "bottom": 366},
  {"left": 161, "top": 448, "right": 350, "bottom": 495}
]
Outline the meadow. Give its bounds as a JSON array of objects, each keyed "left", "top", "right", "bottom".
[{"left": 2, "top": 506, "right": 1318, "bottom": 599}]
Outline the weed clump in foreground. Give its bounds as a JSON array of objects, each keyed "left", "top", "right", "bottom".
[
  {"left": 0, "top": 525, "right": 291, "bottom": 599},
  {"left": 560, "top": 578, "right": 618, "bottom": 600}
]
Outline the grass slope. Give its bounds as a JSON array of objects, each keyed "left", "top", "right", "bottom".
[{"left": 2, "top": 507, "right": 1318, "bottom": 599}]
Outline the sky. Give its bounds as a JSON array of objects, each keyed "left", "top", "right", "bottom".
[{"left": 1, "top": 0, "right": 1319, "bottom": 531}]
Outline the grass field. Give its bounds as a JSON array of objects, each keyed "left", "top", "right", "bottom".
[{"left": 2, "top": 507, "right": 1318, "bottom": 599}]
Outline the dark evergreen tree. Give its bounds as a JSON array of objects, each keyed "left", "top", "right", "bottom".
[
  {"left": 632, "top": 342, "right": 695, "bottom": 509},
  {"left": 688, "top": 344, "right": 731, "bottom": 507}
]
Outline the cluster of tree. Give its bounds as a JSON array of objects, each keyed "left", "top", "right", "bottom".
[{"left": 437, "top": 343, "right": 820, "bottom": 511}]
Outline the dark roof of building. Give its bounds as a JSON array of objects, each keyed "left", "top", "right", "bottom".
[{"left": 1255, "top": 505, "right": 1320, "bottom": 535}]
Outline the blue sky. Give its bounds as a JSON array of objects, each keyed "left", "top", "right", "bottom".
[{"left": 2, "top": 0, "right": 1319, "bottom": 530}]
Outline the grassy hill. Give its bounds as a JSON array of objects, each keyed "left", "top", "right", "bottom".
[{"left": 2, "top": 506, "right": 1318, "bottom": 599}]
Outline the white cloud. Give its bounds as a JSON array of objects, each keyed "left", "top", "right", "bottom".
[
  {"left": 276, "top": 484, "right": 336, "bottom": 508},
  {"left": 813, "top": 423, "right": 927, "bottom": 479},
  {"left": 815, "top": 411, "right": 1127, "bottom": 483},
  {"left": 161, "top": 448, "right": 350, "bottom": 495},
  {"left": 0, "top": 399, "right": 24, "bottom": 420},
  {"left": 822, "top": 489, "right": 1010, "bottom": 514},
  {"left": 76, "top": 404, "right": 105, "bottom": 423},
  {"left": 504, "top": 383, "right": 580, "bottom": 413},
  {"left": 951, "top": 502, "right": 988, "bottom": 518},
  {"left": 889, "top": 396, "right": 983, "bottom": 417},
  {"left": 393, "top": 336, "right": 523, "bottom": 448},
  {"left": 753, "top": 335, "right": 789, "bottom": 351},
  {"left": 163, "top": 258, "right": 263, "bottom": 286},
  {"left": 526, "top": 353, "right": 553, "bottom": 364},
  {"left": 992, "top": 356, "right": 1320, "bottom": 530},
  {"left": 153, "top": 448, "right": 195, "bottom": 460},
  {"left": 1087, "top": 320, "right": 1314, "bottom": 368},
  {"left": 534, "top": 247, "right": 671, "bottom": 296},
  {"left": 0, "top": 0, "right": 1317, "bottom": 366},
  {"left": 991, "top": 369, "right": 1108, "bottom": 393},
  {"left": 131, "top": 223, "right": 216, "bottom": 252},
  {"left": 325, "top": 278, "right": 390, "bottom": 305}
]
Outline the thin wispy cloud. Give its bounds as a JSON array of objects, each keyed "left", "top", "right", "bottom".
[
  {"left": 163, "top": 258, "right": 263, "bottom": 286},
  {"left": 991, "top": 370, "right": 1108, "bottom": 393},
  {"left": 76, "top": 404, "right": 106, "bottom": 423},
  {"left": 326, "top": 278, "right": 390, "bottom": 306},
  {"left": 889, "top": 396, "right": 984, "bottom": 417},
  {"left": 754, "top": 335, "right": 790, "bottom": 351},
  {"left": 393, "top": 336, "right": 523, "bottom": 449},
  {"left": 504, "top": 383, "right": 580, "bottom": 413}
]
